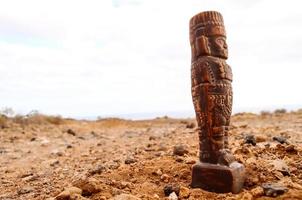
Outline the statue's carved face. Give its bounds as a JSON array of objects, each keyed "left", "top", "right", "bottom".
[{"left": 209, "top": 36, "right": 228, "bottom": 59}]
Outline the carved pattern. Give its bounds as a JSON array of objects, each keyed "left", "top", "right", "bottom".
[
  {"left": 190, "top": 11, "right": 235, "bottom": 165},
  {"left": 190, "top": 11, "right": 245, "bottom": 193}
]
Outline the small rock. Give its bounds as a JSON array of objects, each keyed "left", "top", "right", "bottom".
[
  {"left": 41, "top": 138, "right": 50, "bottom": 146},
  {"left": 111, "top": 193, "right": 140, "bottom": 200},
  {"left": 163, "top": 184, "right": 180, "bottom": 196},
  {"left": 175, "top": 157, "right": 183, "bottom": 162},
  {"left": 272, "top": 160, "right": 290, "bottom": 176},
  {"left": 152, "top": 169, "right": 162, "bottom": 176},
  {"left": 17, "top": 186, "right": 34, "bottom": 195},
  {"left": 66, "top": 186, "right": 82, "bottom": 195},
  {"left": 240, "top": 192, "right": 253, "bottom": 200},
  {"left": 161, "top": 174, "right": 170, "bottom": 183},
  {"left": 185, "top": 158, "right": 196, "bottom": 164},
  {"left": 66, "top": 144, "right": 73, "bottom": 149},
  {"left": 90, "top": 131, "right": 97, "bottom": 137},
  {"left": 106, "top": 161, "right": 120, "bottom": 170},
  {"left": 157, "top": 143, "right": 168, "bottom": 151},
  {"left": 22, "top": 174, "right": 39, "bottom": 182},
  {"left": 186, "top": 122, "right": 195, "bottom": 129},
  {"left": 173, "top": 145, "right": 188, "bottom": 156},
  {"left": 255, "top": 135, "right": 267, "bottom": 143},
  {"left": 120, "top": 181, "right": 132, "bottom": 189},
  {"left": 168, "top": 192, "right": 178, "bottom": 200},
  {"left": 50, "top": 159, "right": 60, "bottom": 167},
  {"left": 244, "top": 135, "right": 256, "bottom": 146},
  {"left": 273, "top": 136, "right": 288, "bottom": 144},
  {"left": 88, "top": 165, "right": 106, "bottom": 175},
  {"left": 67, "top": 129, "right": 76, "bottom": 136},
  {"left": 125, "top": 157, "right": 137, "bottom": 164},
  {"left": 179, "top": 186, "right": 190, "bottom": 198},
  {"left": 78, "top": 136, "right": 86, "bottom": 140},
  {"left": 72, "top": 175, "right": 102, "bottom": 196},
  {"left": 285, "top": 144, "right": 297, "bottom": 153},
  {"left": 55, "top": 190, "right": 70, "bottom": 200},
  {"left": 51, "top": 149, "right": 64, "bottom": 157},
  {"left": 149, "top": 136, "right": 157, "bottom": 140},
  {"left": 262, "top": 183, "right": 288, "bottom": 197},
  {"left": 250, "top": 186, "right": 263, "bottom": 197}
]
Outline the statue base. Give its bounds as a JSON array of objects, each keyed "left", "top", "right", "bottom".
[{"left": 191, "top": 161, "right": 245, "bottom": 194}]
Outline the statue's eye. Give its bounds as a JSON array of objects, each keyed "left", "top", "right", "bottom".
[{"left": 216, "top": 38, "right": 224, "bottom": 45}]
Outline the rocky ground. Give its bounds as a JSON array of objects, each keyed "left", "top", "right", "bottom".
[{"left": 0, "top": 110, "right": 302, "bottom": 200}]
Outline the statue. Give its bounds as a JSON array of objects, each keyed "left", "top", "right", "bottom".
[{"left": 189, "top": 11, "right": 245, "bottom": 193}]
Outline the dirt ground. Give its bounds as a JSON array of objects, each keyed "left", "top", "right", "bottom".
[{"left": 0, "top": 110, "right": 302, "bottom": 200}]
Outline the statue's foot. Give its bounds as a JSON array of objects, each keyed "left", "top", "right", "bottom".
[
  {"left": 217, "top": 149, "right": 236, "bottom": 166},
  {"left": 191, "top": 161, "right": 245, "bottom": 193}
]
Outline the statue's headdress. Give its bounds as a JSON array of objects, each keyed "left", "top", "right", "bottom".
[{"left": 189, "top": 11, "right": 226, "bottom": 58}]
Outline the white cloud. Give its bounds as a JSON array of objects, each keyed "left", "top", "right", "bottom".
[{"left": 0, "top": 0, "right": 301, "bottom": 118}]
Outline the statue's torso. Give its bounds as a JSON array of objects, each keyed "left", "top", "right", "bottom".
[{"left": 191, "top": 56, "right": 232, "bottom": 87}]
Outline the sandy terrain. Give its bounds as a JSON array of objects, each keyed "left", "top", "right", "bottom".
[{"left": 0, "top": 110, "right": 302, "bottom": 200}]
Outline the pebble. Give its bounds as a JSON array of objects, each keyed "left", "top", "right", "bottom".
[
  {"left": 168, "top": 192, "right": 178, "bottom": 200},
  {"left": 273, "top": 136, "right": 288, "bottom": 144},
  {"left": 244, "top": 135, "right": 256, "bottom": 146},
  {"left": 125, "top": 157, "right": 137, "bottom": 164},
  {"left": 72, "top": 175, "right": 102, "bottom": 196},
  {"left": 106, "top": 161, "right": 120, "bottom": 169},
  {"left": 49, "top": 159, "right": 60, "bottom": 167},
  {"left": 250, "top": 186, "right": 264, "bottom": 197},
  {"left": 173, "top": 145, "right": 189, "bottom": 156},
  {"left": 175, "top": 157, "right": 183, "bottom": 162},
  {"left": 272, "top": 160, "right": 290, "bottom": 176},
  {"left": 149, "top": 136, "right": 157, "bottom": 140},
  {"left": 22, "top": 174, "right": 39, "bottom": 182},
  {"left": 55, "top": 187, "right": 82, "bottom": 200},
  {"left": 285, "top": 144, "right": 297, "bottom": 153},
  {"left": 262, "top": 183, "right": 288, "bottom": 197},
  {"left": 255, "top": 135, "right": 267, "bottom": 143},
  {"left": 163, "top": 184, "right": 180, "bottom": 196},
  {"left": 161, "top": 174, "right": 170, "bottom": 183},
  {"left": 186, "top": 122, "right": 195, "bottom": 129},
  {"left": 17, "top": 186, "right": 34, "bottom": 195},
  {"left": 179, "top": 186, "right": 190, "bottom": 198},
  {"left": 51, "top": 149, "right": 64, "bottom": 157},
  {"left": 185, "top": 158, "right": 196, "bottom": 164},
  {"left": 88, "top": 164, "right": 106, "bottom": 175},
  {"left": 152, "top": 169, "right": 162, "bottom": 176},
  {"left": 240, "top": 192, "right": 253, "bottom": 200},
  {"left": 41, "top": 138, "right": 50, "bottom": 146},
  {"left": 67, "top": 129, "right": 76, "bottom": 136}
]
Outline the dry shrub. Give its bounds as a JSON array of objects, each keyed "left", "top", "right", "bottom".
[
  {"left": 12, "top": 113, "right": 64, "bottom": 126},
  {"left": 260, "top": 110, "right": 271, "bottom": 116},
  {"left": 274, "top": 108, "right": 287, "bottom": 114},
  {"left": 43, "top": 115, "right": 64, "bottom": 125},
  {"left": 0, "top": 115, "right": 9, "bottom": 128},
  {"left": 96, "top": 117, "right": 131, "bottom": 128}
]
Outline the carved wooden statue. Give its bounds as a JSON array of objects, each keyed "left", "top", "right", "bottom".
[{"left": 189, "top": 11, "right": 245, "bottom": 193}]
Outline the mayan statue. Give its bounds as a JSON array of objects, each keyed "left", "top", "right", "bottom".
[{"left": 189, "top": 11, "right": 245, "bottom": 193}]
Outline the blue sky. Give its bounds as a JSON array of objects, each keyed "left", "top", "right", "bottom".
[{"left": 0, "top": 0, "right": 302, "bottom": 119}]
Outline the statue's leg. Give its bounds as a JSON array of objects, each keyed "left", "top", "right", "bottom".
[{"left": 191, "top": 84, "right": 245, "bottom": 193}]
